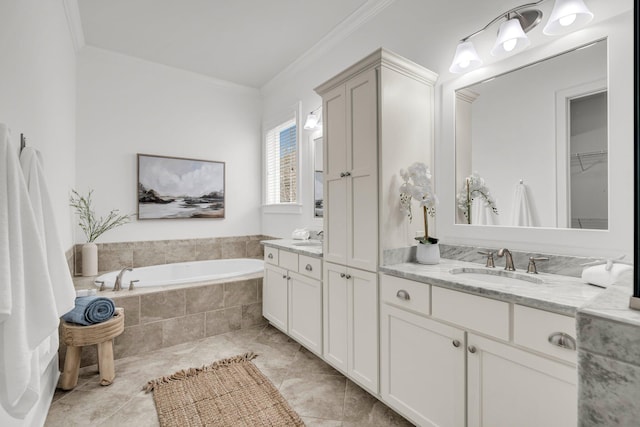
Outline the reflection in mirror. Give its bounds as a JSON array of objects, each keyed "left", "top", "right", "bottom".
[
  {"left": 314, "top": 137, "right": 323, "bottom": 218},
  {"left": 455, "top": 39, "right": 607, "bottom": 230}
]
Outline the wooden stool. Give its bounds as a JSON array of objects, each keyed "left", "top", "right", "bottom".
[{"left": 60, "top": 308, "right": 125, "bottom": 390}]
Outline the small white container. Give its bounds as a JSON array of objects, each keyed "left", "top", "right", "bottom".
[{"left": 416, "top": 242, "right": 440, "bottom": 265}]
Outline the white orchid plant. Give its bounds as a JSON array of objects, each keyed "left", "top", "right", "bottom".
[
  {"left": 456, "top": 172, "right": 498, "bottom": 224},
  {"left": 400, "top": 162, "right": 438, "bottom": 244}
]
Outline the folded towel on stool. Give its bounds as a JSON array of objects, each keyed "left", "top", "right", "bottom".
[{"left": 61, "top": 296, "right": 116, "bottom": 326}]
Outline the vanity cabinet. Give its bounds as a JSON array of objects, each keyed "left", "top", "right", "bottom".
[
  {"left": 262, "top": 247, "right": 323, "bottom": 355},
  {"left": 379, "top": 274, "right": 578, "bottom": 427},
  {"left": 323, "top": 261, "right": 378, "bottom": 394},
  {"left": 380, "top": 276, "right": 465, "bottom": 427}
]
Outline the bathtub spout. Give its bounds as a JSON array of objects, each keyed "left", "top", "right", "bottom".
[{"left": 114, "top": 267, "right": 133, "bottom": 291}]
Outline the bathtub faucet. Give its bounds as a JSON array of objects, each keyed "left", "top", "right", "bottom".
[{"left": 114, "top": 267, "right": 133, "bottom": 291}]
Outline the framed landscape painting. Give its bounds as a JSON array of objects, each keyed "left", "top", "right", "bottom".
[{"left": 137, "top": 153, "right": 225, "bottom": 219}]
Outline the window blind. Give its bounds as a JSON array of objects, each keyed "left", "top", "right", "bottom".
[{"left": 265, "top": 117, "right": 297, "bottom": 204}]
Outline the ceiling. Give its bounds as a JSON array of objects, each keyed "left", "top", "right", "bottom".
[{"left": 77, "top": 0, "right": 371, "bottom": 88}]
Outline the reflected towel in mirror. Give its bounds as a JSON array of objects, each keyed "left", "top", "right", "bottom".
[{"left": 510, "top": 183, "right": 535, "bottom": 227}]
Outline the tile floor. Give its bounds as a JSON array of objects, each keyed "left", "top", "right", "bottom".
[{"left": 46, "top": 324, "right": 414, "bottom": 426}]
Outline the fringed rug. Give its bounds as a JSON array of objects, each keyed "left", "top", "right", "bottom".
[{"left": 144, "top": 352, "right": 304, "bottom": 427}]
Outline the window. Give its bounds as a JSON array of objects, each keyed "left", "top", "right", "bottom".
[{"left": 265, "top": 116, "right": 298, "bottom": 204}]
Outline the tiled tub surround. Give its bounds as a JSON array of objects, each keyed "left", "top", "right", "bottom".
[
  {"left": 64, "top": 273, "right": 265, "bottom": 368},
  {"left": 73, "top": 235, "right": 272, "bottom": 275},
  {"left": 577, "top": 273, "right": 640, "bottom": 426}
]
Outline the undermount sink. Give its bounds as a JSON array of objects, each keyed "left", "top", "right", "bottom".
[
  {"left": 292, "top": 240, "right": 322, "bottom": 247},
  {"left": 449, "top": 267, "right": 544, "bottom": 285}
]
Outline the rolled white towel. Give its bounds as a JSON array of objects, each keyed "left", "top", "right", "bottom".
[
  {"left": 291, "top": 229, "right": 310, "bottom": 240},
  {"left": 581, "top": 263, "right": 633, "bottom": 287}
]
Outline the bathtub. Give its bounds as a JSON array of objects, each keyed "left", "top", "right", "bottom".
[{"left": 94, "top": 258, "right": 264, "bottom": 289}]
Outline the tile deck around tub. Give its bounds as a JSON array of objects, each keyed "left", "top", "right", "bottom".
[{"left": 46, "top": 324, "right": 414, "bottom": 427}]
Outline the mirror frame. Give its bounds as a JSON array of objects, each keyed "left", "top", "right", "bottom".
[
  {"left": 437, "top": 13, "right": 634, "bottom": 258},
  {"left": 309, "top": 130, "right": 323, "bottom": 225}
]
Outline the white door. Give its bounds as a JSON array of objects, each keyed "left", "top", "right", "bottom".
[
  {"left": 345, "top": 68, "right": 378, "bottom": 272},
  {"left": 289, "top": 271, "right": 322, "bottom": 356},
  {"left": 380, "top": 304, "right": 465, "bottom": 427},
  {"left": 323, "top": 262, "right": 349, "bottom": 373},
  {"left": 467, "top": 333, "right": 577, "bottom": 427},
  {"left": 323, "top": 84, "right": 348, "bottom": 265},
  {"left": 262, "top": 264, "right": 288, "bottom": 332},
  {"left": 348, "top": 266, "right": 379, "bottom": 394}
]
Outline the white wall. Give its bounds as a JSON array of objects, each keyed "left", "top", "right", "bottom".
[
  {"left": 76, "top": 47, "right": 262, "bottom": 243},
  {"left": 0, "top": 0, "right": 77, "bottom": 250}
]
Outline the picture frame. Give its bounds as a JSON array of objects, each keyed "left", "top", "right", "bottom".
[{"left": 137, "top": 153, "right": 225, "bottom": 220}]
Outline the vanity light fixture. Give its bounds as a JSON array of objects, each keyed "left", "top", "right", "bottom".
[
  {"left": 449, "top": 0, "right": 594, "bottom": 74},
  {"left": 303, "top": 107, "right": 322, "bottom": 130}
]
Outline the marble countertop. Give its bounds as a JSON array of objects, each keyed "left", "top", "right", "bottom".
[
  {"left": 381, "top": 259, "right": 605, "bottom": 316},
  {"left": 261, "top": 239, "right": 323, "bottom": 258},
  {"left": 578, "top": 271, "right": 640, "bottom": 326}
]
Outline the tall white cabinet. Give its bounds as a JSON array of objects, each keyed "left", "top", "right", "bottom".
[{"left": 315, "top": 49, "right": 438, "bottom": 395}]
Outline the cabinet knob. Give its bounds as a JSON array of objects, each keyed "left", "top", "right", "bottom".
[
  {"left": 305, "top": 264, "right": 313, "bottom": 272},
  {"left": 267, "top": 253, "right": 273, "bottom": 259},
  {"left": 282, "top": 274, "right": 287, "bottom": 279},
  {"left": 468, "top": 345, "right": 477, "bottom": 354},
  {"left": 344, "top": 171, "right": 351, "bottom": 177},
  {"left": 340, "top": 273, "right": 346, "bottom": 278},
  {"left": 340, "top": 172, "right": 346, "bottom": 178},
  {"left": 452, "top": 339, "right": 461, "bottom": 348},
  {"left": 548, "top": 332, "right": 576, "bottom": 350},
  {"left": 396, "top": 290, "right": 410, "bottom": 301},
  {"left": 345, "top": 274, "right": 352, "bottom": 279}
]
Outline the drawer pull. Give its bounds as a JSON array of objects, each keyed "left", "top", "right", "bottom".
[
  {"left": 340, "top": 273, "right": 346, "bottom": 278},
  {"left": 305, "top": 264, "right": 313, "bottom": 272},
  {"left": 396, "top": 290, "right": 411, "bottom": 301},
  {"left": 267, "top": 253, "right": 273, "bottom": 259},
  {"left": 548, "top": 332, "right": 576, "bottom": 350},
  {"left": 468, "top": 345, "right": 477, "bottom": 354},
  {"left": 452, "top": 339, "right": 461, "bottom": 348}
]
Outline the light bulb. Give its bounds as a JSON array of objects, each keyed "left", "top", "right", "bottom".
[
  {"left": 559, "top": 13, "right": 577, "bottom": 26},
  {"left": 502, "top": 38, "right": 517, "bottom": 52}
]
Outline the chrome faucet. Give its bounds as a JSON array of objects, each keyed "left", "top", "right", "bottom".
[
  {"left": 497, "top": 248, "right": 516, "bottom": 271},
  {"left": 114, "top": 267, "right": 133, "bottom": 291}
]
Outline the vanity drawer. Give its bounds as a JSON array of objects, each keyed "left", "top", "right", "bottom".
[
  {"left": 264, "top": 247, "right": 279, "bottom": 265},
  {"left": 380, "top": 274, "right": 430, "bottom": 316},
  {"left": 298, "top": 254, "right": 321, "bottom": 280},
  {"left": 432, "top": 287, "right": 509, "bottom": 340},
  {"left": 513, "top": 304, "right": 576, "bottom": 364},
  {"left": 279, "top": 250, "right": 299, "bottom": 271}
]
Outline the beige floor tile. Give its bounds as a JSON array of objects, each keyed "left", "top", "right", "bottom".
[
  {"left": 99, "top": 395, "right": 159, "bottom": 427},
  {"left": 279, "top": 374, "right": 347, "bottom": 420},
  {"left": 343, "top": 380, "right": 415, "bottom": 426},
  {"left": 302, "top": 416, "right": 344, "bottom": 426}
]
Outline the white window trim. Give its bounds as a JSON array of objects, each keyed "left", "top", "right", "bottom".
[{"left": 262, "top": 101, "right": 303, "bottom": 214}]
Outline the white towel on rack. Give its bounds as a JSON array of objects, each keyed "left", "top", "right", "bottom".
[
  {"left": 510, "top": 183, "right": 535, "bottom": 227},
  {"left": 20, "top": 147, "right": 75, "bottom": 317},
  {"left": 0, "top": 124, "right": 59, "bottom": 418}
]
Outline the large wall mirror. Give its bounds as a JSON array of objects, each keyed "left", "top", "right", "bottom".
[
  {"left": 438, "top": 10, "right": 633, "bottom": 258},
  {"left": 313, "top": 136, "right": 323, "bottom": 218},
  {"left": 455, "top": 39, "right": 607, "bottom": 230}
]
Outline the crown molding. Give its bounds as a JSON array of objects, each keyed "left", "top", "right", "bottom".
[
  {"left": 63, "top": 0, "right": 85, "bottom": 52},
  {"left": 261, "top": 0, "right": 396, "bottom": 93}
]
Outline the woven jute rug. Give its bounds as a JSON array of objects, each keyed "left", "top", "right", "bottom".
[{"left": 144, "top": 352, "right": 304, "bottom": 427}]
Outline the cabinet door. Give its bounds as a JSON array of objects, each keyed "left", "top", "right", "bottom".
[
  {"left": 467, "top": 333, "right": 577, "bottom": 427},
  {"left": 323, "top": 262, "right": 349, "bottom": 372},
  {"left": 346, "top": 68, "right": 378, "bottom": 272},
  {"left": 348, "top": 266, "right": 379, "bottom": 394},
  {"left": 323, "top": 84, "right": 348, "bottom": 265},
  {"left": 381, "top": 304, "right": 465, "bottom": 427},
  {"left": 262, "top": 264, "right": 288, "bottom": 332},
  {"left": 289, "top": 271, "right": 322, "bottom": 356}
]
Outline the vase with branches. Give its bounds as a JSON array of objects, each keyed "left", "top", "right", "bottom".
[{"left": 70, "top": 189, "right": 132, "bottom": 276}]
